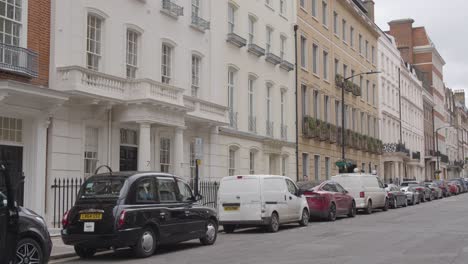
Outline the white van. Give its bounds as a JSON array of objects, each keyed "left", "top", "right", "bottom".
[
  {"left": 217, "top": 175, "right": 309, "bottom": 233},
  {"left": 331, "top": 173, "right": 388, "bottom": 214}
]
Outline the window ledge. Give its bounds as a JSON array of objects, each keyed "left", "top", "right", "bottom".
[
  {"left": 301, "top": 67, "right": 309, "bottom": 73},
  {"left": 323, "top": 79, "right": 330, "bottom": 84},
  {"left": 300, "top": 7, "right": 308, "bottom": 13},
  {"left": 334, "top": 33, "right": 340, "bottom": 39},
  {"left": 312, "top": 72, "right": 320, "bottom": 79},
  {"left": 312, "top": 16, "right": 319, "bottom": 22},
  {"left": 279, "top": 13, "right": 288, "bottom": 21},
  {"left": 322, "top": 25, "right": 329, "bottom": 30},
  {"left": 190, "top": 24, "right": 207, "bottom": 33}
]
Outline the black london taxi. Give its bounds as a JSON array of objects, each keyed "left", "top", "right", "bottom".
[{"left": 61, "top": 170, "right": 218, "bottom": 259}]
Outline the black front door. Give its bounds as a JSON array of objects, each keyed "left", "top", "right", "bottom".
[
  {"left": 0, "top": 164, "right": 19, "bottom": 264},
  {"left": 0, "top": 182, "right": 8, "bottom": 264},
  {"left": 0, "top": 145, "right": 23, "bottom": 206},
  {"left": 120, "top": 146, "right": 138, "bottom": 171}
]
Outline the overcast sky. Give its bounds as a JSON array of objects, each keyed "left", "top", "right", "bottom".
[{"left": 374, "top": 0, "right": 467, "bottom": 93}]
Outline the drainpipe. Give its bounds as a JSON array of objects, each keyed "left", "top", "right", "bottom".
[
  {"left": 294, "top": 24, "right": 299, "bottom": 182},
  {"left": 108, "top": 106, "right": 112, "bottom": 168}
]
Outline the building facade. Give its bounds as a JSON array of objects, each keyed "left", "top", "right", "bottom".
[
  {"left": 387, "top": 18, "right": 447, "bottom": 180},
  {"left": 297, "top": 0, "right": 381, "bottom": 181},
  {"left": 0, "top": 0, "right": 68, "bottom": 218}
]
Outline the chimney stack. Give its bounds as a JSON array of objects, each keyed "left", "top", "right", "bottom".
[{"left": 362, "top": 0, "right": 375, "bottom": 21}]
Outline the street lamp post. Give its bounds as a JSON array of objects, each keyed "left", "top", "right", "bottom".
[
  {"left": 340, "top": 71, "right": 380, "bottom": 168},
  {"left": 435, "top": 125, "right": 453, "bottom": 179}
]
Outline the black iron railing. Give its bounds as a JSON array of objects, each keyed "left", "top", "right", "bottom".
[
  {"left": 0, "top": 43, "right": 38, "bottom": 78},
  {"left": 51, "top": 178, "right": 83, "bottom": 228}
]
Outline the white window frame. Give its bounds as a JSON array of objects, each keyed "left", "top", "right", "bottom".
[
  {"left": 0, "top": 0, "right": 22, "bottom": 48},
  {"left": 228, "top": 68, "right": 236, "bottom": 112},
  {"left": 228, "top": 4, "right": 236, "bottom": 33},
  {"left": 333, "top": 11, "right": 338, "bottom": 34},
  {"left": 84, "top": 127, "right": 99, "bottom": 178},
  {"left": 280, "top": 35, "right": 286, "bottom": 60},
  {"left": 126, "top": 29, "right": 139, "bottom": 79},
  {"left": 266, "top": 26, "right": 273, "bottom": 53},
  {"left": 228, "top": 147, "right": 236, "bottom": 176},
  {"left": 192, "top": 0, "right": 200, "bottom": 18},
  {"left": 266, "top": 83, "right": 272, "bottom": 123},
  {"left": 249, "top": 150, "right": 255, "bottom": 174},
  {"left": 248, "top": 16, "right": 256, "bottom": 44},
  {"left": 281, "top": 90, "right": 285, "bottom": 127},
  {"left": 160, "top": 137, "right": 171, "bottom": 173},
  {"left": 191, "top": 54, "right": 201, "bottom": 97},
  {"left": 300, "top": 36, "right": 307, "bottom": 69},
  {"left": 322, "top": 1, "right": 328, "bottom": 26},
  {"left": 0, "top": 116, "right": 22, "bottom": 144},
  {"left": 312, "top": 0, "right": 317, "bottom": 17},
  {"left": 302, "top": 153, "right": 309, "bottom": 180},
  {"left": 279, "top": 0, "right": 286, "bottom": 15},
  {"left": 161, "top": 43, "right": 173, "bottom": 84},
  {"left": 86, "top": 14, "right": 102, "bottom": 71}
]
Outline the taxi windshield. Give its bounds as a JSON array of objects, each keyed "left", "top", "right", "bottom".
[{"left": 79, "top": 177, "right": 126, "bottom": 199}]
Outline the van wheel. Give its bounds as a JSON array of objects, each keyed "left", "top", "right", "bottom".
[
  {"left": 364, "top": 200, "right": 373, "bottom": 214},
  {"left": 327, "top": 203, "right": 336, "bottom": 221},
  {"left": 223, "top": 225, "right": 236, "bottom": 234},
  {"left": 74, "top": 245, "right": 96, "bottom": 259},
  {"left": 348, "top": 201, "right": 356, "bottom": 218},
  {"left": 267, "top": 212, "right": 280, "bottom": 233},
  {"left": 133, "top": 227, "right": 156, "bottom": 258},
  {"left": 299, "top": 209, "right": 309, "bottom": 226},
  {"left": 200, "top": 219, "right": 218, "bottom": 245}
]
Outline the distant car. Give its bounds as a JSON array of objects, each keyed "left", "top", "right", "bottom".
[
  {"left": 62, "top": 172, "right": 218, "bottom": 259},
  {"left": 450, "top": 179, "right": 467, "bottom": 193},
  {"left": 298, "top": 181, "right": 356, "bottom": 221},
  {"left": 424, "top": 182, "right": 443, "bottom": 199},
  {"left": 332, "top": 173, "right": 388, "bottom": 214},
  {"left": 385, "top": 184, "right": 407, "bottom": 208},
  {"left": 400, "top": 186, "right": 420, "bottom": 205},
  {"left": 433, "top": 180, "right": 450, "bottom": 197},
  {"left": 447, "top": 181, "right": 460, "bottom": 195},
  {"left": 401, "top": 181, "right": 419, "bottom": 187},
  {"left": 408, "top": 184, "right": 431, "bottom": 202},
  {"left": 218, "top": 175, "right": 309, "bottom": 233}
]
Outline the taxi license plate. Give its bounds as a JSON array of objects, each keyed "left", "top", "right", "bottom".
[
  {"left": 80, "top": 213, "right": 102, "bottom": 221},
  {"left": 223, "top": 206, "right": 239, "bottom": 211}
]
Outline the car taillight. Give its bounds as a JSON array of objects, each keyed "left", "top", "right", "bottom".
[
  {"left": 117, "top": 210, "right": 126, "bottom": 229},
  {"left": 304, "top": 191, "right": 322, "bottom": 199},
  {"left": 62, "top": 210, "right": 70, "bottom": 228},
  {"left": 360, "top": 191, "right": 365, "bottom": 198}
]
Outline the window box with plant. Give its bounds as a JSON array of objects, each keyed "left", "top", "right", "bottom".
[
  {"left": 319, "top": 121, "right": 330, "bottom": 141},
  {"left": 335, "top": 74, "right": 344, "bottom": 89}
]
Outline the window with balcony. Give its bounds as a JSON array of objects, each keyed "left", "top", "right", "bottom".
[
  {"left": 248, "top": 16, "right": 256, "bottom": 44},
  {"left": 266, "top": 26, "right": 273, "bottom": 53},
  {"left": 0, "top": 0, "right": 21, "bottom": 47},
  {"left": 372, "top": 83, "right": 376, "bottom": 106},
  {"left": 126, "top": 30, "right": 139, "bottom": 79},
  {"left": 191, "top": 55, "right": 201, "bottom": 97},
  {"left": 280, "top": 35, "right": 286, "bottom": 60},
  {"left": 228, "top": 68, "right": 237, "bottom": 128},
  {"left": 324, "top": 95, "right": 329, "bottom": 122},
  {"left": 313, "top": 90, "right": 320, "bottom": 119},
  {"left": 160, "top": 137, "right": 171, "bottom": 173},
  {"left": 192, "top": 0, "right": 200, "bottom": 17},
  {"left": 335, "top": 100, "right": 341, "bottom": 126},
  {"left": 161, "top": 43, "right": 173, "bottom": 84},
  {"left": 228, "top": 4, "right": 236, "bottom": 33},
  {"left": 366, "top": 80, "right": 370, "bottom": 102},
  {"left": 301, "top": 84, "right": 308, "bottom": 117},
  {"left": 86, "top": 15, "right": 102, "bottom": 71}
]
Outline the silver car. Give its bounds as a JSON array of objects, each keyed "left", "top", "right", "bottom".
[
  {"left": 424, "top": 182, "right": 443, "bottom": 199},
  {"left": 400, "top": 186, "right": 420, "bottom": 205}
]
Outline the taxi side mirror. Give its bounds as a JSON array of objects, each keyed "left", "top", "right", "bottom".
[{"left": 194, "top": 194, "right": 203, "bottom": 202}]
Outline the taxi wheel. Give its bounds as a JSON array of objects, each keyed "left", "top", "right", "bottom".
[
  {"left": 133, "top": 227, "right": 157, "bottom": 258},
  {"left": 200, "top": 219, "right": 218, "bottom": 245},
  {"left": 74, "top": 245, "right": 96, "bottom": 259},
  {"left": 16, "top": 238, "right": 44, "bottom": 264}
]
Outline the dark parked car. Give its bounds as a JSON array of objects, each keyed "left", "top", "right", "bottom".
[
  {"left": 298, "top": 180, "right": 356, "bottom": 221},
  {"left": 385, "top": 184, "right": 407, "bottom": 208},
  {"left": 1, "top": 163, "right": 52, "bottom": 264},
  {"left": 433, "top": 180, "right": 450, "bottom": 197},
  {"left": 62, "top": 171, "right": 218, "bottom": 259}
]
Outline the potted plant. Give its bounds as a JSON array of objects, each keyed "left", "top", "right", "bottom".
[{"left": 335, "top": 74, "right": 344, "bottom": 88}]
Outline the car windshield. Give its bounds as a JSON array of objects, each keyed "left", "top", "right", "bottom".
[
  {"left": 79, "top": 177, "right": 126, "bottom": 199},
  {"left": 297, "top": 181, "right": 322, "bottom": 190}
]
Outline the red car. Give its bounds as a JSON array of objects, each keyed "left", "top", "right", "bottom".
[
  {"left": 448, "top": 182, "right": 459, "bottom": 195},
  {"left": 298, "top": 181, "right": 356, "bottom": 221}
]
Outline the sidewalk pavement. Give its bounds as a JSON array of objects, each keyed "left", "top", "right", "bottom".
[{"left": 50, "top": 235, "right": 76, "bottom": 260}]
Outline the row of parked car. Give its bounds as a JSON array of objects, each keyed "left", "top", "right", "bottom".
[{"left": 3, "top": 165, "right": 467, "bottom": 263}]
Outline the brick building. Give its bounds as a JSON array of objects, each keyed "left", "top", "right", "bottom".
[
  {"left": 0, "top": 0, "right": 68, "bottom": 217},
  {"left": 387, "top": 19, "right": 447, "bottom": 180}
]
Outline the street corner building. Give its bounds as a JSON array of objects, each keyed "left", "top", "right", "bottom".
[{"left": 297, "top": 0, "right": 382, "bottom": 181}]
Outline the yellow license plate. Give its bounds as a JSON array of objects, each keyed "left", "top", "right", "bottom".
[
  {"left": 224, "top": 206, "right": 239, "bottom": 211},
  {"left": 80, "top": 213, "right": 102, "bottom": 220}
]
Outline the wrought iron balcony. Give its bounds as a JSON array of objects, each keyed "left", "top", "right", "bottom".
[
  {"left": 227, "top": 33, "right": 247, "bottom": 48},
  {"left": 229, "top": 111, "right": 238, "bottom": 129},
  {"left": 0, "top": 43, "right": 38, "bottom": 78},
  {"left": 266, "top": 121, "right": 274, "bottom": 137},
  {"left": 439, "top": 153, "right": 449, "bottom": 163},
  {"left": 383, "top": 143, "right": 410, "bottom": 156},
  {"left": 247, "top": 44, "right": 265, "bottom": 57},
  {"left": 191, "top": 15, "right": 210, "bottom": 31},
  {"left": 248, "top": 115, "right": 257, "bottom": 133},
  {"left": 281, "top": 124, "right": 287, "bottom": 140},
  {"left": 265, "top": 53, "right": 282, "bottom": 65},
  {"left": 161, "top": 0, "right": 184, "bottom": 18},
  {"left": 280, "top": 60, "right": 294, "bottom": 72}
]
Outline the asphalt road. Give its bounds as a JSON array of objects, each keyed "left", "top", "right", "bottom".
[{"left": 51, "top": 194, "right": 468, "bottom": 264}]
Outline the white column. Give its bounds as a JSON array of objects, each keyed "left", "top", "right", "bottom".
[
  {"left": 173, "top": 127, "right": 184, "bottom": 176},
  {"left": 138, "top": 123, "right": 152, "bottom": 171},
  {"left": 209, "top": 126, "right": 220, "bottom": 181}
]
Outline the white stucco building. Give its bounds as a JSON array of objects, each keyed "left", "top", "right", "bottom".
[
  {"left": 44, "top": 0, "right": 296, "bottom": 226},
  {"left": 378, "top": 33, "right": 424, "bottom": 182}
]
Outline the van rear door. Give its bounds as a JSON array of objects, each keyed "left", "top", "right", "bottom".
[{"left": 218, "top": 176, "right": 261, "bottom": 222}]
